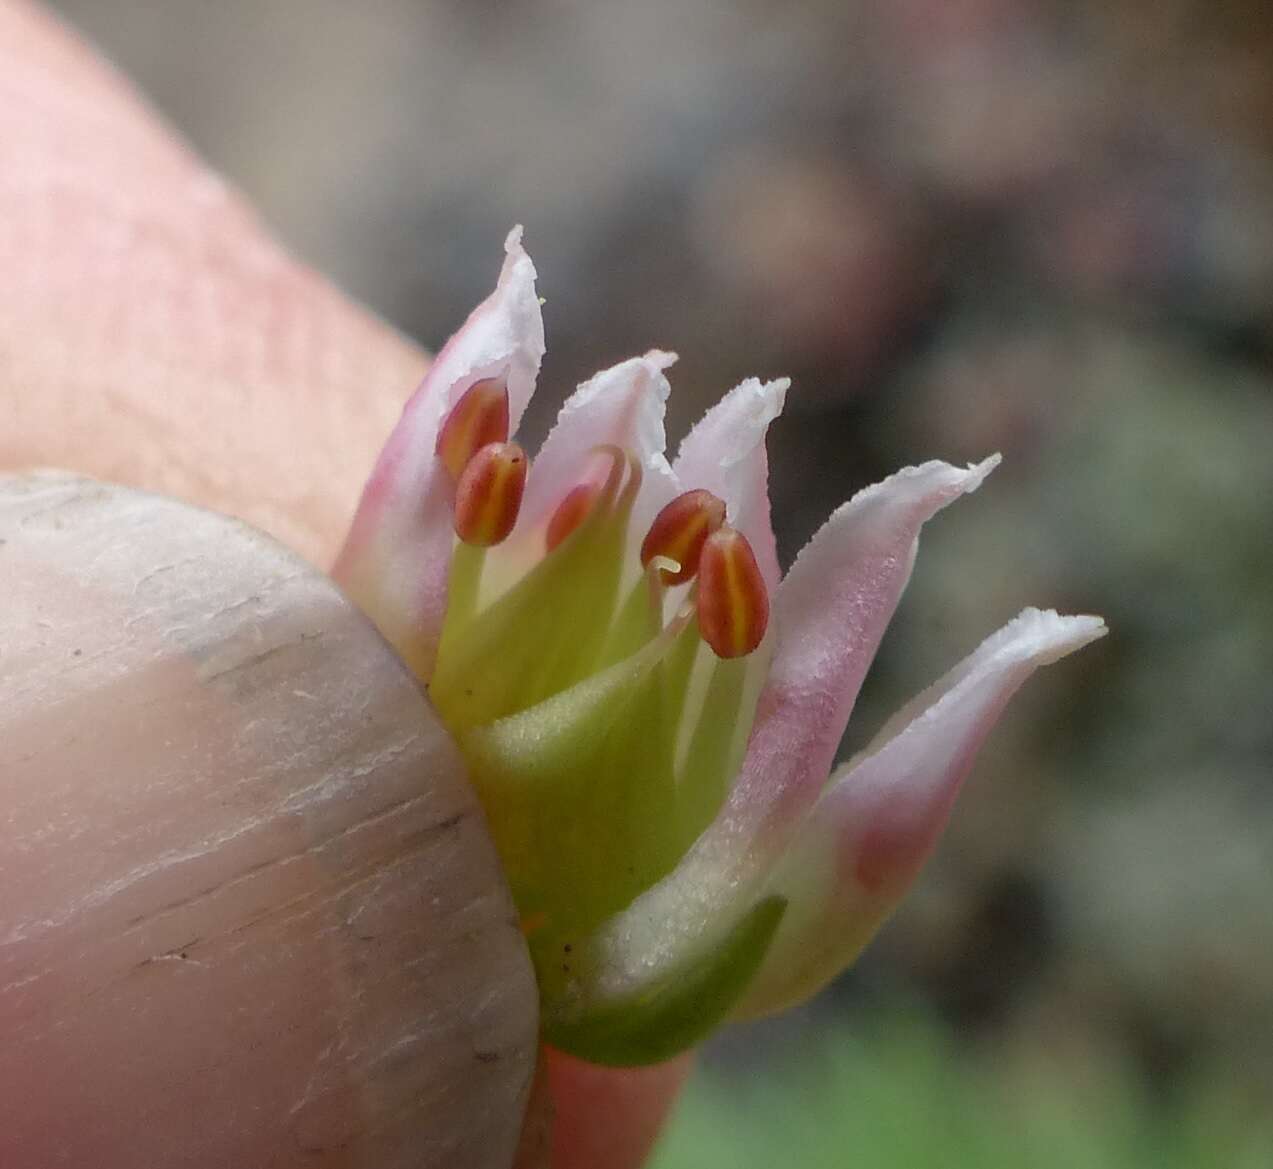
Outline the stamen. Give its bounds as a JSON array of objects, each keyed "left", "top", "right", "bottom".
[
  {"left": 431, "top": 445, "right": 639, "bottom": 729},
  {"left": 697, "top": 526, "right": 769, "bottom": 658},
  {"left": 643, "top": 555, "right": 680, "bottom": 627},
  {"left": 640, "top": 489, "right": 727, "bottom": 585},
  {"left": 597, "top": 551, "right": 677, "bottom": 668},
  {"left": 454, "top": 441, "right": 528, "bottom": 546},
  {"left": 436, "top": 376, "right": 511, "bottom": 481},
  {"left": 546, "top": 481, "right": 605, "bottom": 552}
]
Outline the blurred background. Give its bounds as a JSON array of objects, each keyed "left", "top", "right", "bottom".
[{"left": 49, "top": 1, "right": 1273, "bottom": 1163}]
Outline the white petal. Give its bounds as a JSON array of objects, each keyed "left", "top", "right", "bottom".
[
  {"left": 420, "top": 226, "right": 545, "bottom": 439},
  {"left": 734, "top": 608, "right": 1107, "bottom": 1018},
  {"left": 728, "top": 456, "right": 1002, "bottom": 844},
  {"left": 517, "top": 350, "right": 679, "bottom": 536},
  {"left": 673, "top": 377, "right": 788, "bottom": 593},
  {"left": 333, "top": 228, "right": 543, "bottom": 679}
]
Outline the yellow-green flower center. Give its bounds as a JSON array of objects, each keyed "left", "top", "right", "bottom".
[{"left": 428, "top": 445, "right": 770, "bottom": 980}]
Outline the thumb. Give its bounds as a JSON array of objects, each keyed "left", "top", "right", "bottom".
[{"left": 0, "top": 473, "right": 538, "bottom": 1167}]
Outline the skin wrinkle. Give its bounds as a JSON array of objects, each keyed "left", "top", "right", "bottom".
[
  {"left": 134, "top": 890, "right": 513, "bottom": 1162},
  {"left": 3, "top": 656, "right": 451, "bottom": 941},
  {"left": 198, "top": 635, "right": 321, "bottom": 682},
  {"left": 279, "top": 735, "right": 428, "bottom": 815},
  {"left": 7, "top": 796, "right": 478, "bottom": 1046},
  {"left": 11, "top": 824, "right": 527, "bottom": 1161},
  {"left": 103, "top": 792, "right": 467, "bottom": 944},
  {"left": 45, "top": 742, "right": 433, "bottom": 899}
]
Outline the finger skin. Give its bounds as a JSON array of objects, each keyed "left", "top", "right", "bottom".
[
  {"left": 513, "top": 1051, "right": 693, "bottom": 1169},
  {"left": 545, "top": 1050, "right": 695, "bottom": 1169},
  {"left": 0, "top": 474, "right": 538, "bottom": 1167},
  {"left": 0, "top": 0, "right": 426, "bottom": 567}
]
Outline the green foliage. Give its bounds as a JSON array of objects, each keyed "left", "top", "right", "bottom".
[{"left": 650, "top": 1013, "right": 1273, "bottom": 1169}]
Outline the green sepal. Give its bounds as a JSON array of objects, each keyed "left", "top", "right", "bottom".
[
  {"left": 597, "top": 571, "right": 662, "bottom": 668},
  {"left": 460, "top": 632, "right": 685, "bottom": 934},
  {"left": 538, "top": 894, "right": 788, "bottom": 1066},
  {"left": 430, "top": 476, "right": 632, "bottom": 730},
  {"left": 671, "top": 653, "right": 749, "bottom": 850}
]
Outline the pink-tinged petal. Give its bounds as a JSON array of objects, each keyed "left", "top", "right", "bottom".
[
  {"left": 421, "top": 226, "right": 545, "bottom": 437},
  {"left": 517, "top": 351, "right": 680, "bottom": 539},
  {"left": 732, "top": 455, "right": 1002, "bottom": 839},
  {"left": 558, "top": 458, "right": 998, "bottom": 1014},
  {"left": 734, "top": 608, "right": 1107, "bottom": 1018},
  {"left": 333, "top": 228, "right": 543, "bottom": 678},
  {"left": 672, "top": 377, "right": 788, "bottom": 594}
]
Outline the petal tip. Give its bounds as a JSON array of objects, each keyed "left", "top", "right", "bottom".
[
  {"left": 767, "top": 374, "right": 791, "bottom": 405},
  {"left": 842, "top": 453, "right": 1000, "bottom": 514},
  {"left": 499, "top": 225, "right": 540, "bottom": 299},
  {"left": 742, "top": 375, "right": 789, "bottom": 429},
  {"left": 963, "top": 451, "right": 1002, "bottom": 490},
  {"left": 719, "top": 375, "right": 790, "bottom": 435},
  {"left": 1010, "top": 607, "right": 1109, "bottom": 660},
  {"left": 644, "top": 349, "right": 679, "bottom": 371}
]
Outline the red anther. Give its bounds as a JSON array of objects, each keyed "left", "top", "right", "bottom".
[
  {"left": 697, "top": 526, "right": 769, "bottom": 658},
  {"left": 545, "top": 481, "right": 605, "bottom": 552},
  {"left": 639, "top": 489, "right": 727, "bottom": 585},
  {"left": 453, "top": 442, "right": 528, "bottom": 546},
  {"left": 435, "top": 377, "right": 510, "bottom": 481}
]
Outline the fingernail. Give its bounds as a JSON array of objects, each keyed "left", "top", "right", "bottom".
[{"left": 0, "top": 474, "right": 537, "bottom": 1168}]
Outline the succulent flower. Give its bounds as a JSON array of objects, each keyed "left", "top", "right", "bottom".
[{"left": 333, "top": 229, "right": 1106, "bottom": 1066}]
